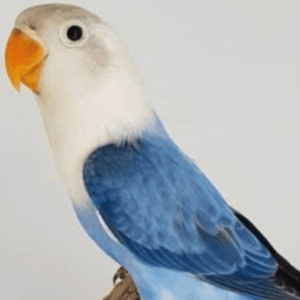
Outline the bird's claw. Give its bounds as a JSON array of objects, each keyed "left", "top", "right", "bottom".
[
  {"left": 103, "top": 267, "right": 140, "bottom": 300},
  {"left": 113, "top": 267, "right": 128, "bottom": 285}
]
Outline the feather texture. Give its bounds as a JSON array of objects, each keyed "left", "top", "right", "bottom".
[{"left": 82, "top": 131, "right": 298, "bottom": 299}]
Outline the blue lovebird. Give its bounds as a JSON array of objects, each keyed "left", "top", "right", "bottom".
[{"left": 5, "top": 4, "right": 300, "bottom": 300}]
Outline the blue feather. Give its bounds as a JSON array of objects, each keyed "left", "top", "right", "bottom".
[{"left": 83, "top": 120, "right": 285, "bottom": 299}]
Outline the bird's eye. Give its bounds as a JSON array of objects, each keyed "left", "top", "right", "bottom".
[
  {"left": 60, "top": 20, "right": 88, "bottom": 47},
  {"left": 67, "top": 25, "right": 83, "bottom": 41}
]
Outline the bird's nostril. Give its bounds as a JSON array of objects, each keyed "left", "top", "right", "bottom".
[{"left": 28, "top": 24, "right": 36, "bottom": 30}]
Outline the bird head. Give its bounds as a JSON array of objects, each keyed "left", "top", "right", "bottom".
[
  {"left": 5, "top": 4, "right": 144, "bottom": 98},
  {"left": 5, "top": 4, "right": 154, "bottom": 170}
]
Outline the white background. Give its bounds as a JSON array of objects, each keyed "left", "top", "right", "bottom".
[{"left": 1, "top": 0, "right": 300, "bottom": 299}]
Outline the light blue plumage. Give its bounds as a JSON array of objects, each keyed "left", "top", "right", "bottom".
[{"left": 8, "top": 4, "right": 300, "bottom": 300}]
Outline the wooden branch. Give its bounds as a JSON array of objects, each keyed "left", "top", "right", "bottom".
[{"left": 103, "top": 268, "right": 141, "bottom": 300}]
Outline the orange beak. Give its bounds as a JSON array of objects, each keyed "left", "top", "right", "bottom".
[{"left": 5, "top": 28, "right": 47, "bottom": 94}]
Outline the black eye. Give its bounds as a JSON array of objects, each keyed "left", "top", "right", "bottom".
[{"left": 66, "top": 25, "right": 83, "bottom": 41}]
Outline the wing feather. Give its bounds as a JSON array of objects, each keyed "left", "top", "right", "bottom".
[{"left": 83, "top": 134, "right": 286, "bottom": 298}]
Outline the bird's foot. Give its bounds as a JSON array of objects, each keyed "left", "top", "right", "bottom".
[{"left": 102, "top": 267, "right": 141, "bottom": 300}]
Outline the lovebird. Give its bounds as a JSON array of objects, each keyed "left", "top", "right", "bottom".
[{"left": 5, "top": 4, "right": 300, "bottom": 300}]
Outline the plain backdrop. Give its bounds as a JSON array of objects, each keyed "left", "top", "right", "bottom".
[{"left": 1, "top": 0, "right": 300, "bottom": 299}]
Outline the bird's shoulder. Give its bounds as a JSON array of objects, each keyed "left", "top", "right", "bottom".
[{"left": 82, "top": 133, "right": 233, "bottom": 227}]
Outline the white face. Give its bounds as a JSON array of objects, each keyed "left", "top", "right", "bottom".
[
  {"left": 7, "top": 4, "right": 154, "bottom": 188},
  {"left": 14, "top": 4, "right": 135, "bottom": 100}
]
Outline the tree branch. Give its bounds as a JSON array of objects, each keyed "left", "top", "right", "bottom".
[{"left": 103, "top": 268, "right": 141, "bottom": 300}]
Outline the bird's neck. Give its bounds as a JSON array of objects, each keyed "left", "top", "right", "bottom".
[{"left": 36, "top": 68, "right": 154, "bottom": 202}]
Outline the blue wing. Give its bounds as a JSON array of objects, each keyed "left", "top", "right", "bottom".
[{"left": 83, "top": 133, "right": 283, "bottom": 299}]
